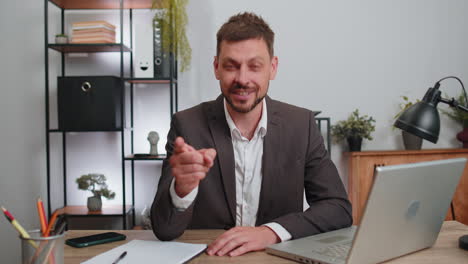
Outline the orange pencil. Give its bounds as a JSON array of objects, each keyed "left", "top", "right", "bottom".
[
  {"left": 44, "top": 210, "right": 59, "bottom": 237},
  {"left": 36, "top": 198, "right": 48, "bottom": 236}
]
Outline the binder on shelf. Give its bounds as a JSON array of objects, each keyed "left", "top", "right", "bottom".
[{"left": 153, "top": 19, "right": 170, "bottom": 78}]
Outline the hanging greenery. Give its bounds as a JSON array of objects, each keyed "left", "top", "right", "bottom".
[
  {"left": 441, "top": 92, "right": 468, "bottom": 128},
  {"left": 152, "top": 0, "right": 191, "bottom": 72}
]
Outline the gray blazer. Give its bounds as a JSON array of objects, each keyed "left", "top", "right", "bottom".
[{"left": 151, "top": 95, "right": 352, "bottom": 241}]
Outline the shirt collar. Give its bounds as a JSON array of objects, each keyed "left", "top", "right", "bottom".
[{"left": 223, "top": 98, "right": 268, "bottom": 139}]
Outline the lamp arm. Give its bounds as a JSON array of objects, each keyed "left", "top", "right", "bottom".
[
  {"left": 439, "top": 97, "right": 468, "bottom": 113},
  {"left": 435, "top": 76, "right": 468, "bottom": 107}
]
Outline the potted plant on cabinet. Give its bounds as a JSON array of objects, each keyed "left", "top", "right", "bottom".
[
  {"left": 441, "top": 92, "right": 468, "bottom": 148},
  {"left": 331, "top": 109, "right": 376, "bottom": 151},
  {"left": 76, "top": 173, "right": 115, "bottom": 211},
  {"left": 394, "top": 96, "right": 423, "bottom": 150},
  {"left": 152, "top": 0, "right": 191, "bottom": 72}
]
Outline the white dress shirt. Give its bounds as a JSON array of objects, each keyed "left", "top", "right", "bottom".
[{"left": 169, "top": 98, "right": 292, "bottom": 242}]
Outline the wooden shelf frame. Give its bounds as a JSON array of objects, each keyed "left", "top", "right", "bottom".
[
  {"left": 45, "top": 0, "right": 178, "bottom": 230},
  {"left": 49, "top": 0, "right": 154, "bottom": 9},
  {"left": 48, "top": 43, "right": 131, "bottom": 53},
  {"left": 62, "top": 205, "right": 133, "bottom": 216}
]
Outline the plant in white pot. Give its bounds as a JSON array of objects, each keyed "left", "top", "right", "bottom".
[
  {"left": 76, "top": 173, "right": 115, "bottom": 211},
  {"left": 55, "top": 34, "right": 68, "bottom": 44}
]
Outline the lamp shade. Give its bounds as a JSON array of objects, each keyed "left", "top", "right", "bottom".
[{"left": 394, "top": 101, "right": 440, "bottom": 143}]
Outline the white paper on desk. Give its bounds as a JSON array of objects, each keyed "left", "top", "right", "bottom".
[{"left": 81, "top": 240, "right": 207, "bottom": 264}]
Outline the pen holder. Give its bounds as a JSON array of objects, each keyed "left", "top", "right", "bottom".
[{"left": 20, "top": 230, "right": 65, "bottom": 264}]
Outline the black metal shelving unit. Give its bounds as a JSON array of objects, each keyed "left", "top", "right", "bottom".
[
  {"left": 44, "top": 0, "right": 177, "bottom": 229},
  {"left": 316, "top": 117, "right": 331, "bottom": 154}
]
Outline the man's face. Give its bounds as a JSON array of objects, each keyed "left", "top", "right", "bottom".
[{"left": 214, "top": 38, "right": 278, "bottom": 114}]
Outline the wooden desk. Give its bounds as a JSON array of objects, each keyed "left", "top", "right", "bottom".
[
  {"left": 347, "top": 148, "right": 468, "bottom": 225},
  {"left": 65, "top": 221, "right": 468, "bottom": 263}
]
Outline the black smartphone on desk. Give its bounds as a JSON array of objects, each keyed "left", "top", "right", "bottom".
[{"left": 66, "top": 232, "right": 126, "bottom": 248}]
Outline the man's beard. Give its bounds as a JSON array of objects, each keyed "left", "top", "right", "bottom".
[{"left": 223, "top": 83, "right": 265, "bottom": 114}]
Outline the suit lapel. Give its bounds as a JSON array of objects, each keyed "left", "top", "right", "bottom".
[
  {"left": 257, "top": 97, "right": 282, "bottom": 225},
  {"left": 207, "top": 96, "right": 236, "bottom": 224}
]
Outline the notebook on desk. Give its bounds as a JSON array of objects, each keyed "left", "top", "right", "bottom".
[
  {"left": 267, "top": 158, "right": 466, "bottom": 264},
  {"left": 81, "top": 239, "right": 206, "bottom": 264}
]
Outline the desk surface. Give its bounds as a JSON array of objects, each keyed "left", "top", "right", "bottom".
[{"left": 65, "top": 221, "right": 468, "bottom": 264}]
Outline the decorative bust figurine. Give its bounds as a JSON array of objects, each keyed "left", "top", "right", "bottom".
[{"left": 147, "top": 131, "right": 160, "bottom": 155}]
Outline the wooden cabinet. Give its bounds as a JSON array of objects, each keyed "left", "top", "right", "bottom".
[{"left": 347, "top": 148, "right": 468, "bottom": 225}]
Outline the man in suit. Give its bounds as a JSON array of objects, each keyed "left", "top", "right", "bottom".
[{"left": 151, "top": 12, "right": 352, "bottom": 257}]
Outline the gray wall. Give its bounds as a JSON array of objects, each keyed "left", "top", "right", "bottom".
[
  {"left": 1, "top": 0, "right": 468, "bottom": 262},
  {"left": 183, "top": 0, "right": 468, "bottom": 179},
  {"left": 0, "top": 0, "right": 46, "bottom": 263}
]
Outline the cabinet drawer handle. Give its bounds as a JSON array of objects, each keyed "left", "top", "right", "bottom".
[{"left": 81, "top": 82, "right": 92, "bottom": 92}]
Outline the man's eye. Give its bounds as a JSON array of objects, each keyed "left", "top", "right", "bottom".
[
  {"left": 250, "top": 65, "right": 261, "bottom": 71},
  {"left": 224, "top": 64, "right": 235, "bottom": 70}
]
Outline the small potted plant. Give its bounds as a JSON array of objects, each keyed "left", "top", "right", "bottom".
[
  {"left": 331, "top": 109, "right": 376, "bottom": 151},
  {"left": 394, "top": 96, "right": 423, "bottom": 150},
  {"left": 55, "top": 33, "right": 68, "bottom": 44},
  {"left": 441, "top": 92, "right": 468, "bottom": 147},
  {"left": 76, "top": 173, "right": 115, "bottom": 211}
]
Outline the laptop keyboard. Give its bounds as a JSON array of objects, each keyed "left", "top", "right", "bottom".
[{"left": 311, "top": 241, "right": 352, "bottom": 259}]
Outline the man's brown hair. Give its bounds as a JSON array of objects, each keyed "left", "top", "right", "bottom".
[{"left": 216, "top": 12, "right": 275, "bottom": 57}]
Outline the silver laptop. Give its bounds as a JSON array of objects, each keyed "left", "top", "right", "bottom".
[{"left": 267, "top": 158, "right": 466, "bottom": 264}]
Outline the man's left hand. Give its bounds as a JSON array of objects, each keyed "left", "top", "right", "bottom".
[{"left": 206, "top": 226, "right": 280, "bottom": 257}]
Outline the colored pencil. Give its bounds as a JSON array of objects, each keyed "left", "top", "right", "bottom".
[
  {"left": 44, "top": 210, "right": 59, "bottom": 237},
  {"left": 1, "top": 206, "right": 37, "bottom": 248},
  {"left": 37, "top": 198, "right": 48, "bottom": 236}
]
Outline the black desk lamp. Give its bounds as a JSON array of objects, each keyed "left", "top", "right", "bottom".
[{"left": 393, "top": 76, "right": 468, "bottom": 251}]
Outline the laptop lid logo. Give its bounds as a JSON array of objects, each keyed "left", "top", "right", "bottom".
[{"left": 406, "top": 200, "right": 421, "bottom": 219}]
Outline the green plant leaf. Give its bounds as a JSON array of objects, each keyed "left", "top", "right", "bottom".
[
  {"left": 75, "top": 173, "right": 115, "bottom": 200},
  {"left": 441, "top": 92, "right": 468, "bottom": 128}
]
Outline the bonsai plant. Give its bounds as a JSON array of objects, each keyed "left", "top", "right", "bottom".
[
  {"left": 152, "top": 0, "right": 191, "bottom": 72},
  {"left": 441, "top": 92, "right": 468, "bottom": 147},
  {"left": 394, "top": 96, "right": 423, "bottom": 150},
  {"left": 76, "top": 173, "right": 115, "bottom": 211},
  {"left": 331, "top": 109, "right": 376, "bottom": 151}
]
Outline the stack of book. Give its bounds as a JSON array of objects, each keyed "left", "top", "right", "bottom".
[{"left": 71, "top": 21, "right": 116, "bottom": 44}]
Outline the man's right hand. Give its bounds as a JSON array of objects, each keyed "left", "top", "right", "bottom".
[{"left": 169, "top": 137, "right": 217, "bottom": 198}]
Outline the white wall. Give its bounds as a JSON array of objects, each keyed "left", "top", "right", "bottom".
[
  {"left": 1, "top": 1, "right": 468, "bottom": 261},
  {"left": 0, "top": 0, "right": 46, "bottom": 263}
]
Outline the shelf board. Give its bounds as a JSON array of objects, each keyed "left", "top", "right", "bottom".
[
  {"left": 49, "top": 0, "right": 154, "bottom": 9},
  {"left": 125, "top": 154, "right": 166, "bottom": 160},
  {"left": 61, "top": 205, "right": 133, "bottom": 216},
  {"left": 48, "top": 43, "right": 131, "bottom": 53},
  {"left": 48, "top": 128, "right": 125, "bottom": 132},
  {"left": 125, "top": 78, "right": 177, "bottom": 84}
]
